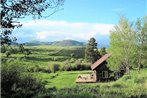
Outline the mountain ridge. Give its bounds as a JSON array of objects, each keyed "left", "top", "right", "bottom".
[
  {"left": 23, "top": 39, "right": 109, "bottom": 48},
  {"left": 23, "top": 40, "right": 86, "bottom": 46}
]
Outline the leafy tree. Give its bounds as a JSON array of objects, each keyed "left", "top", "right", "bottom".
[
  {"left": 100, "top": 47, "right": 107, "bottom": 56},
  {"left": 108, "top": 17, "right": 137, "bottom": 74},
  {"left": 134, "top": 16, "right": 147, "bottom": 71},
  {"left": 85, "top": 37, "right": 101, "bottom": 63},
  {"left": 0, "top": 0, "right": 64, "bottom": 46}
]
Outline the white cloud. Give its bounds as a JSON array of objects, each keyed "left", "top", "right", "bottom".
[
  {"left": 13, "top": 20, "right": 114, "bottom": 42},
  {"left": 13, "top": 31, "right": 34, "bottom": 38}
]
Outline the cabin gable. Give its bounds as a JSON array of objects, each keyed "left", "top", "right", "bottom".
[{"left": 91, "top": 54, "right": 111, "bottom": 82}]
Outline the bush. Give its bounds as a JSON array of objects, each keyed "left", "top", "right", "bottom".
[
  {"left": 1, "top": 64, "right": 45, "bottom": 98},
  {"left": 70, "top": 53, "right": 75, "bottom": 58},
  {"left": 5, "top": 51, "right": 11, "bottom": 57},
  {"left": 60, "top": 62, "right": 91, "bottom": 71},
  {"left": 63, "top": 65, "right": 72, "bottom": 71},
  {"left": 61, "top": 60, "right": 72, "bottom": 71},
  {"left": 1, "top": 45, "right": 6, "bottom": 53},
  {"left": 70, "top": 58, "right": 75, "bottom": 63},
  {"left": 27, "top": 65, "right": 51, "bottom": 73},
  {"left": 49, "top": 64, "right": 60, "bottom": 73},
  {"left": 74, "top": 62, "right": 91, "bottom": 71},
  {"left": 53, "top": 57, "right": 58, "bottom": 61}
]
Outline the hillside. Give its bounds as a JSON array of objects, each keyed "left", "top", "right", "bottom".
[
  {"left": 23, "top": 40, "right": 52, "bottom": 46},
  {"left": 22, "top": 40, "right": 109, "bottom": 48},
  {"left": 52, "top": 40, "right": 85, "bottom": 46},
  {"left": 23, "top": 40, "right": 86, "bottom": 46}
]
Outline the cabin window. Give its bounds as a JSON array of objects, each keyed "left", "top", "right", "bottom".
[{"left": 102, "top": 71, "right": 108, "bottom": 78}]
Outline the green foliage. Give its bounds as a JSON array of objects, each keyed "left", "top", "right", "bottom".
[
  {"left": 1, "top": 63, "right": 45, "bottom": 98},
  {"left": 70, "top": 53, "right": 75, "bottom": 58},
  {"left": 1, "top": 45, "right": 6, "bottom": 53},
  {"left": 5, "top": 51, "right": 11, "bottom": 57},
  {"left": 70, "top": 58, "right": 76, "bottom": 63},
  {"left": 108, "top": 17, "right": 138, "bottom": 71},
  {"left": 85, "top": 37, "right": 101, "bottom": 63},
  {"left": 19, "top": 44, "right": 25, "bottom": 53},
  {"left": 109, "top": 16, "right": 147, "bottom": 71},
  {"left": 24, "top": 49, "right": 31, "bottom": 57},
  {"left": 49, "top": 63, "right": 60, "bottom": 73},
  {"left": 134, "top": 16, "right": 147, "bottom": 68},
  {"left": 100, "top": 47, "right": 107, "bottom": 56}
]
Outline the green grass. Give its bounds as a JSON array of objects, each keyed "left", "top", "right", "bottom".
[
  {"left": 31, "top": 69, "right": 147, "bottom": 98},
  {"left": 33, "top": 71, "right": 92, "bottom": 89},
  {"left": 34, "top": 69, "right": 147, "bottom": 86}
]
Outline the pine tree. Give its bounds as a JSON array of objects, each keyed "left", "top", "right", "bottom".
[
  {"left": 100, "top": 47, "right": 107, "bottom": 56},
  {"left": 85, "top": 37, "right": 101, "bottom": 63}
]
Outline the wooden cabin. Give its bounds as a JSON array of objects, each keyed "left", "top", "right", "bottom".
[
  {"left": 76, "top": 53, "right": 125, "bottom": 83},
  {"left": 76, "top": 54, "right": 111, "bottom": 83},
  {"left": 91, "top": 53, "right": 111, "bottom": 82}
]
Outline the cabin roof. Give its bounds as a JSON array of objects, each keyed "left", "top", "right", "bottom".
[{"left": 91, "top": 53, "right": 111, "bottom": 70}]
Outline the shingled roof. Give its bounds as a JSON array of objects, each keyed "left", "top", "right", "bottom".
[{"left": 91, "top": 53, "right": 111, "bottom": 70}]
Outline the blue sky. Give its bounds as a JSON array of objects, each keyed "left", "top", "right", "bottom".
[{"left": 13, "top": 0, "right": 146, "bottom": 46}]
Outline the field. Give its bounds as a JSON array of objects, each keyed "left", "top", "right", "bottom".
[{"left": 1, "top": 45, "right": 147, "bottom": 98}]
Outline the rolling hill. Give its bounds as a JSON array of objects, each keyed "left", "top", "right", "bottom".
[{"left": 23, "top": 40, "right": 86, "bottom": 46}]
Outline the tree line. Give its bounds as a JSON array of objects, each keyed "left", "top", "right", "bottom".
[{"left": 85, "top": 16, "right": 147, "bottom": 74}]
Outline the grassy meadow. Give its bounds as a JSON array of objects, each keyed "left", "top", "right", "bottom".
[{"left": 1, "top": 45, "right": 147, "bottom": 98}]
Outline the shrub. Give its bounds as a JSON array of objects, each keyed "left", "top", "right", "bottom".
[
  {"left": 5, "top": 51, "right": 11, "bottom": 57},
  {"left": 70, "top": 53, "right": 75, "bottom": 58},
  {"left": 49, "top": 64, "right": 60, "bottom": 73},
  {"left": 53, "top": 57, "right": 58, "bottom": 61},
  {"left": 70, "top": 58, "right": 75, "bottom": 63},
  {"left": 61, "top": 60, "right": 72, "bottom": 71},
  {"left": 63, "top": 65, "right": 72, "bottom": 71},
  {"left": 1, "top": 45, "right": 6, "bottom": 53},
  {"left": 14, "top": 75, "right": 45, "bottom": 98},
  {"left": 38, "top": 67, "right": 51, "bottom": 73},
  {"left": 74, "top": 62, "right": 91, "bottom": 71},
  {"left": 1, "top": 64, "right": 45, "bottom": 98},
  {"left": 27, "top": 65, "right": 50, "bottom": 73}
]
